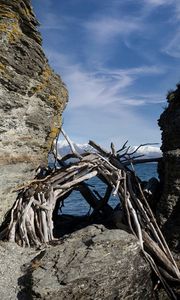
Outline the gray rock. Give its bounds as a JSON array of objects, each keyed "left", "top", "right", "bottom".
[
  {"left": 21, "top": 225, "right": 154, "bottom": 300},
  {"left": 157, "top": 85, "right": 180, "bottom": 252},
  {"left": 0, "top": 241, "right": 36, "bottom": 300},
  {"left": 0, "top": 0, "right": 68, "bottom": 222}
]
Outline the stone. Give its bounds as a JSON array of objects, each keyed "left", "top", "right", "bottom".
[
  {"left": 20, "top": 225, "right": 154, "bottom": 300},
  {"left": 157, "top": 84, "right": 180, "bottom": 252},
  {"left": 0, "top": 0, "right": 68, "bottom": 222},
  {"left": 0, "top": 241, "right": 35, "bottom": 300}
]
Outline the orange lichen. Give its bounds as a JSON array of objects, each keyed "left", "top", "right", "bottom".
[
  {"left": 0, "top": 10, "right": 19, "bottom": 20},
  {"left": 0, "top": 23, "right": 9, "bottom": 33},
  {"left": 33, "top": 66, "right": 52, "bottom": 94},
  {"left": 27, "top": 64, "right": 67, "bottom": 151},
  {"left": 46, "top": 114, "right": 62, "bottom": 151},
  {"left": 46, "top": 86, "right": 68, "bottom": 151},
  {"left": 61, "top": 87, "right": 68, "bottom": 99},
  {"left": 0, "top": 4, "right": 21, "bottom": 41},
  {"left": 48, "top": 94, "right": 63, "bottom": 109},
  {"left": 8, "top": 21, "right": 21, "bottom": 43},
  {"left": 0, "top": 62, "right": 5, "bottom": 73},
  {"left": 0, "top": 18, "right": 22, "bottom": 43},
  {"left": 21, "top": 6, "right": 32, "bottom": 19}
]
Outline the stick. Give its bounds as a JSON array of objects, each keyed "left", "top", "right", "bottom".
[{"left": 61, "top": 128, "right": 82, "bottom": 159}]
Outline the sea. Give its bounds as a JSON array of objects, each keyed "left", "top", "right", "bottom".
[{"left": 59, "top": 163, "right": 158, "bottom": 216}]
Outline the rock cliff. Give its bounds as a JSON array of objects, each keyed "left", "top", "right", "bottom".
[
  {"left": 0, "top": 0, "right": 68, "bottom": 222},
  {"left": 157, "top": 84, "right": 180, "bottom": 252}
]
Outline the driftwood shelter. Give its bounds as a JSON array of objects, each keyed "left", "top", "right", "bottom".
[{"left": 0, "top": 129, "right": 179, "bottom": 299}]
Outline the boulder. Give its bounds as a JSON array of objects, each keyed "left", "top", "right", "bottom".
[
  {"left": 20, "top": 225, "right": 154, "bottom": 300},
  {"left": 0, "top": 0, "right": 68, "bottom": 222}
]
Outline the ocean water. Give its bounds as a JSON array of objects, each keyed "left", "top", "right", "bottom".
[{"left": 59, "top": 163, "right": 158, "bottom": 216}]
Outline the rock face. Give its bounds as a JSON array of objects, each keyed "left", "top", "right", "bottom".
[
  {"left": 157, "top": 85, "right": 180, "bottom": 252},
  {"left": 0, "top": 0, "right": 68, "bottom": 222},
  {"left": 20, "top": 225, "right": 154, "bottom": 300}
]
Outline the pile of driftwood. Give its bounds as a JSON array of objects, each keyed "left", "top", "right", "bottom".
[{"left": 0, "top": 129, "right": 179, "bottom": 299}]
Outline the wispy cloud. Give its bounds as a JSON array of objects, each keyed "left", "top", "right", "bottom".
[
  {"left": 46, "top": 49, "right": 165, "bottom": 109},
  {"left": 85, "top": 17, "right": 142, "bottom": 44},
  {"left": 47, "top": 52, "right": 133, "bottom": 108},
  {"left": 163, "top": 32, "right": 180, "bottom": 58},
  {"left": 46, "top": 48, "right": 165, "bottom": 145},
  {"left": 137, "top": 0, "right": 180, "bottom": 60},
  {"left": 156, "top": 0, "right": 180, "bottom": 58},
  {"left": 144, "top": 0, "right": 173, "bottom": 6},
  {"left": 144, "top": 0, "right": 180, "bottom": 20}
]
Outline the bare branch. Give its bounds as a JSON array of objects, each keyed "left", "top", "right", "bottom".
[
  {"left": 117, "top": 140, "right": 128, "bottom": 153},
  {"left": 61, "top": 128, "right": 82, "bottom": 159}
]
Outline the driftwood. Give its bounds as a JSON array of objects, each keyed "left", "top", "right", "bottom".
[{"left": 0, "top": 129, "right": 179, "bottom": 299}]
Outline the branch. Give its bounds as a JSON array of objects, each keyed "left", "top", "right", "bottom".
[
  {"left": 124, "top": 157, "right": 162, "bottom": 166},
  {"left": 61, "top": 128, "right": 82, "bottom": 159}
]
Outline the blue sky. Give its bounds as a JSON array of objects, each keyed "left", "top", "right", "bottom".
[{"left": 32, "top": 0, "right": 180, "bottom": 147}]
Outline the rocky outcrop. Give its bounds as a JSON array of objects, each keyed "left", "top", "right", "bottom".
[
  {"left": 0, "top": 0, "right": 68, "bottom": 222},
  {"left": 157, "top": 84, "right": 180, "bottom": 252},
  {"left": 19, "top": 225, "right": 154, "bottom": 300}
]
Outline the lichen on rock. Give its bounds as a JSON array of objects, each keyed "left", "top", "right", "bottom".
[{"left": 0, "top": 0, "right": 68, "bottom": 222}]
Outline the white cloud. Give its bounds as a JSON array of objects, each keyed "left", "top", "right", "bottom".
[
  {"left": 46, "top": 49, "right": 165, "bottom": 110},
  {"left": 163, "top": 32, "right": 180, "bottom": 58},
  {"left": 145, "top": 0, "right": 168, "bottom": 5},
  {"left": 143, "top": 0, "right": 174, "bottom": 6},
  {"left": 85, "top": 17, "right": 142, "bottom": 44},
  {"left": 162, "top": 1, "right": 180, "bottom": 59},
  {"left": 45, "top": 50, "right": 163, "bottom": 145},
  {"left": 141, "top": 0, "right": 180, "bottom": 59},
  {"left": 144, "top": 0, "right": 180, "bottom": 20},
  {"left": 48, "top": 50, "right": 161, "bottom": 106}
]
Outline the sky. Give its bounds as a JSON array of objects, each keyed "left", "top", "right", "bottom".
[{"left": 32, "top": 0, "right": 180, "bottom": 148}]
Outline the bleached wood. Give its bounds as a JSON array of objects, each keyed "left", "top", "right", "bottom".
[{"left": 0, "top": 131, "right": 179, "bottom": 299}]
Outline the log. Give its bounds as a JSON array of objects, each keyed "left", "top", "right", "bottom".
[
  {"left": 142, "top": 230, "right": 180, "bottom": 279},
  {"left": 124, "top": 157, "right": 161, "bottom": 166}
]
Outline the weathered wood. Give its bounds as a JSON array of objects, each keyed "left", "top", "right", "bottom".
[
  {"left": 89, "top": 140, "right": 110, "bottom": 157},
  {"left": 0, "top": 132, "right": 179, "bottom": 300},
  {"left": 124, "top": 157, "right": 161, "bottom": 166},
  {"left": 144, "top": 251, "right": 178, "bottom": 300},
  {"left": 78, "top": 182, "right": 100, "bottom": 210},
  {"left": 127, "top": 193, "right": 144, "bottom": 249},
  {"left": 137, "top": 180, "right": 179, "bottom": 271},
  {"left": 61, "top": 128, "right": 82, "bottom": 159},
  {"left": 142, "top": 230, "right": 180, "bottom": 279}
]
